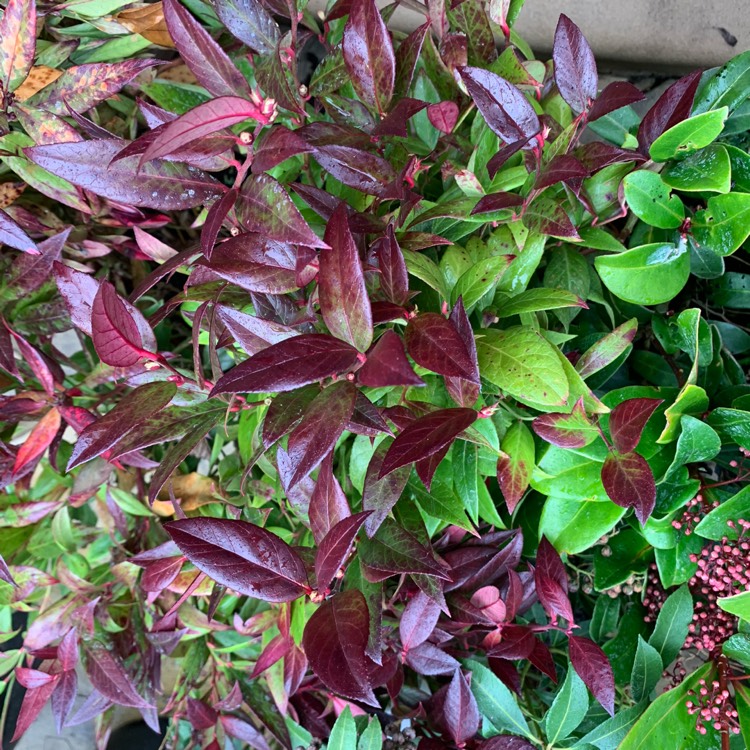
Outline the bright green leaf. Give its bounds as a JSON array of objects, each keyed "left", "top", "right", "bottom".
[
  {"left": 661, "top": 143, "right": 731, "bottom": 193},
  {"left": 649, "top": 108, "right": 728, "bottom": 162},
  {"left": 647, "top": 584, "right": 693, "bottom": 666},
  {"left": 692, "top": 192, "right": 750, "bottom": 256},
  {"left": 630, "top": 636, "right": 663, "bottom": 702},
  {"left": 544, "top": 664, "right": 588, "bottom": 743},
  {"left": 623, "top": 170, "right": 685, "bottom": 228}
]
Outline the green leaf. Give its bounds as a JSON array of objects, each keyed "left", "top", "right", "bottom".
[
  {"left": 107, "top": 487, "right": 154, "bottom": 517},
  {"left": 465, "top": 660, "right": 533, "bottom": 739},
  {"left": 576, "top": 702, "right": 644, "bottom": 750},
  {"left": 630, "top": 636, "right": 663, "bottom": 702},
  {"left": 404, "top": 250, "right": 451, "bottom": 302},
  {"left": 695, "top": 485, "right": 750, "bottom": 541},
  {"left": 577, "top": 226, "right": 626, "bottom": 253},
  {"left": 707, "top": 407, "right": 750, "bottom": 449},
  {"left": 693, "top": 50, "right": 750, "bottom": 114},
  {"left": 655, "top": 531, "right": 701, "bottom": 586},
  {"left": 658, "top": 384, "right": 709, "bottom": 444},
  {"left": 496, "top": 232, "right": 546, "bottom": 294},
  {"left": 451, "top": 255, "right": 513, "bottom": 311},
  {"left": 590, "top": 597, "right": 620, "bottom": 643},
  {"left": 543, "top": 245, "right": 590, "bottom": 327},
  {"left": 357, "top": 717, "right": 383, "bottom": 750},
  {"left": 719, "top": 590, "right": 750, "bottom": 621},
  {"left": 692, "top": 192, "right": 750, "bottom": 257},
  {"left": 544, "top": 664, "right": 588, "bottom": 743},
  {"left": 649, "top": 107, "right": 728, "bottom": 162},
  {"left": 476, "top": 326, "right": 569, "bottom": 408},
  {"left": 407, "top": 464, "right": 473, "bottom": 531},
  {"left": 723, "top": 633, "right": 750, "bottom": 669},
  {"left": 453, "top": 441, "right": 480, "bottom": 524},
  {"left": 622, "top": 171, "right": 685, "bottom": 229},
  {"left": 539, "top": 496, "right": 625, "bottom": 555},
  {"left": 496, "top": 288, "right": 585, "bottom": 317},
  {"left": 595, "top": 242, "right": 690, "bottom": 305},
  {"left": 328, "top": 707, "right": 357, "bottom": 750},
  {"left": 647, "top": 584, "right": 693, "bottom": 666},
  {"left": 594, "top": 529, "right": 652, "bottom": 590},
  {"left": 736, "top": 683, "right": 750, "bottom": 748},
  {"left": 664, "top": 415, "right": 721, "bottom": 477},
  {"left": 661, "top": 143, "right": 731, "bottom": 193}
]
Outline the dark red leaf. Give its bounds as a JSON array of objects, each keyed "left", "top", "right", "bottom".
[
  {"left": 373, "top": 223, "right": 409, "bottom": 306},
  {"left": 487, "top": 135, "right": 535, "bottom": 177},
  {"left": 187, "top": 697, "right": 218, "bottom": 730},
  {"left": 347, "top": 392, "right": 391, "bottom": 436},
  {"left": 496, "top": 451, "right": 532, "bottom": 514},
  {"left": 405, "top": 313, "right": 477, "bottom": 380},
  {"left": 427, "top": 101, "right": 460, "bottom": 133},
  {"left": 343, "top": 0, "right": 395, "bottom": 113},
  {"left": 608, "top": 397, "right": 663, "bottom": 453},
  {"left": 534, "top": 154, "right": 589, "bottom": 189},
  {"left": 380, "top": 408, "right": 476, "bottom": 478},
  {"left": 210, "top": 334, "right": 359, "bottom": 395},
  {"left": 553, "top": 15, "right": 597, "bottom": 114},
  {"left": 528, "top": 637, "right": 557, "bottom": 683},
  {"left": 445, "top": 297, "right": 481, "bottom": 407},
  {"left": 68, "top": 381, "right": 176, "bottom": 469},
  {"left": 487, "top": 625, "right": 536, "bottom": 659},
  {"left": 85, "top": 644, "right": 152, "bottom": 708},
  {"left": 470, "top": 191, "right": 523, "bottom": 215},
  {"left": 414, "top": 442, "right": 452, "bottom": 490},
  {"left": 262, "top": 386, "right": 319, "bottom": 448},
  {"left": 373, "top": 98, "right": 428, "bottom": 137},
  {"left": 141, "top": 556, "right": 184, "bottom": 592},
  {"left": 459, "top": 66, "right": 540, "bottom": 147},
  {"left": 4, "top": 326, "right": 56, "bottom": 396},
  {"left": 320, "top": 203, "right": 373, "bottom": 352},
  {"left": 404, "top": 641, "right": 460, "bottom": 675},
  {"left": 7, "top": 227, "right": 68, "bottom": 292},
  {"left": 163, "top": 0, "right": 251, "bottom": 98},
  {"left": 302, "top": 590, "right": 379, "bottom": 705},
  {"left": 51, "top": 670, "right": 77, "bottom": 734},
  {"left": 58, "top": 629, "right": 79, "bottom": 671},
  {"left": 601, "top": 451, "right": 656, "bottom": 524},
  {"left": 252, "top": 126, "right": 312, "bottom": 174},
  {"left": 202, "top": 190, "right": 237, "bottom": 260},
  {"left": 12, "top": 407, "right": 61, "bottom": 475},
  {"left": 534, "top": 536, "right": 575, "bottom": 625},
  {"left": 11, "top": 680, "right": 58, "bottom": 742},
  {"left": 532, "top": 398, "right": 597, "bottom": 449},
  {"left": 315, "top": 512, "right": 370, "bottom": 592},
  {"left": 0, "top": 553, "right": 16, "bottom": 587},
  {"left": 285, "top": 381, "right": 357, "bottom": 488},
  {"left": 220, "top": 715, "right": 271, "bottom": 750},
  {"left": 308, "top": 142, "right": 396, "bottom": 195},
  {"left": 362, "top": 439, "right": 411, "bottom": 537},
  {"left": 250, "top": 633, "right": 292, "bottom": 679},
  {"left": 358, "top": 330, "right": 424, "bottom": 388},
  {"left": 444, "top": 531, "right": 523, "bottom": 592},
  {"left": 444, "top": 670, "right": 480, "bottom": 746},
  {"left": 588, "top": 81, "right": 645, "bottom": 121},
  {"left": 394, "top": 22, "right": 430, "bottom": 99},
  {"left": 637, "top": 71, "right": 702, "bottom": 154},
  {"left": 479, "top": 737, "right": 536, "bottom": 750},
  {"left": 574, "top": 141, "right": 645, "bottom": 173},
  {"left": 213, "top": 0, "right": 280, "bottom": 55},
  {"left": 568, "top": 635, "right": 615, "bottom": 716},
  {"left": 400, "top": 590, "right": 441, "bottom": 651},
  {"left": 309, "top": 452, "right": 351, "bottom": 545},
  {"left": 218, "top": 304, "right": 297, "bottom": 356}
]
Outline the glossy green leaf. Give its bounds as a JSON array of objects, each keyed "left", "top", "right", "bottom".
[
  {"left": 692, "top": 192, "right": 750, "bottom": 256},
  {"left": 658, "top": 384, "right": 709, "bottom": 444},
  {"left": 723, "top": 633, "right": 750, "bottom": 669},
  {"left": 647, "top": 584, "right": 692, "bottom": 666},
  {"left": 693, "top": 50, "right": 750, "bottom": 114},
  {"left": 664, "top": 415, "right": 721, "bottom": 478},
  {"left": 622, "top": 170, "right": 685, "bottom": 229},
  {"left": 451, "top": 255, "right": 513, "bottom": 310},
  {"left": 661, "top": 143, "right": 731, "bottom": 193},
  {"left": 695, "top": 485, "right": 750, "bottom": 541},
  {"left": 629, "top": 636, "right": 662, "bottom": 702},
  {"left": 649, "top": 107, "right": 728, "bottom": 162},
  {"left": 328, "top": 707, "right": 357, "bottom": 750},
  {"left": 357, "top": 717, "right": 383, "bottom": 750},
  {"left": 544, "top": 664, "right": 588, "bottom": 743},
  {"left": 496, "top": 288, "right": 585, "bottom": 317},
  {"left": 707, "top": 407, "right": 750, "bottom": 449},
  {"left": 404, "top": 250, "right": 451, "bottom": 302},
  {"left": 719, "top": 590, "right": 750, "bottom": 621},
  {"left": 539, "top": 496, "right": 625, "bottom": 555}
]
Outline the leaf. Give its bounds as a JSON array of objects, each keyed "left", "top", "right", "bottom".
[
  {"left": 358, "top": 330, "right": 423, "bottom": 388},
  {"left": 343, "top": 0, "right": 395, "bottom": 113},
  {"left": 362, "top": 439, "right": 411, "bottom": 537},
  {"left": 68, "top": 381, "right": 177, "bottom": 469},
  {"left": 319, "top": 203, "right": 373, "bottom": 351},
  {"left": 452, "top": 255, "right": 514, "bottom": 311},
  {"left": 85, "top": 645, "right": 151, "bottom": 709},
  {"left": 11, "top": 680, "right": 58, "bottom": 742},
  {"left": 478, "top": 738, "right": 535, "bottom": 750},
  {"left": 26, "top": 140, "right": 224, "bottom": 210},
  {"left": 358, "top": 717, "right": 383, "bottom": 750},
  {"left": 459, "top": 66, "right": 540, "bottom": 146},
  {"left": 647, "top": 584, "right": 693, "bottom": 666},
  {"left": 465, "top": 660, "right": 533, "bottom": 739},
  {"left": 636, "top": 71, "right": 702, "bottom": 155},
  {"left": 405, "top": 641, "right": 460, "bottom": 675},
  {"left": 404, "top": 313, "right": 477, "bottom": 380},
  {"left": 522, "top": 196, "right": 579, "bottom": 239},
  {"left": 12, "top": 407, "right": 61, "bottom": 475},
  {"left": 315, "top": 512, "right": 369, "bottom": 593},
  {"left": 220, "top": 715, "right": 271, "bottom": 749},
  {"left": 328, "top": 707, "right": 357, "bottom": 750},
  {"left": 214, "top": 0, "right": 279, "bottom": 55},
  {"left": 533, "top": 398, "right": 598, "bottom": 449},
  {"left": 534, "top": 154, "right": 589, "bottom": 190},
  {"left": 30, "top": 60, "right": 159, "bottom": 115},
  {"left": 601, "top": 451, "right": 656, "bottom": 524},
  {"left": 302, "top": 590, "right": 378, "bottom": 705},
  {"left": 495, "top": 288, "right": 586, "bottom": 318},
  {"left": 568, "top": 635, "right": 615, "bottom": 716},
  {"left": 608, "top": 398, "right": 663, "bottom": 453},
  {"left": 695, "top": 485, "right": 750, "bottom": 541},
  {"left": 630, "top": 636, "right": 662, "bottom": 702},
  {"left": 51, "top": 670, "right": 77, "bottom": 734},
  {"left": 0, "top": 207, "right": 37, "bottom": 254},
  {"left": 471, "top": 192, "right": 524, "bottom": 216},
  {"left": 165, "top": 517, "right": 308, "bottom": 602},
  {"left": 588, "top": 81, "right": 645, "bottom": 122},
  {"left": 379, "top": 408, "right": 476, "bottom": 478},
  {"left": 373, "top": 223, "right": 409, "bottom": 306},
  {"left": 0, "top": 0, "right": 36, "bottom": 92},
  {"left": 544, "top": 664, "right": 588, "bottom": 743},
  {"left": 476, "top": 327, "right": 569, "bottom": 408},
  {"left": 428, "top": 101, "right": 460, "bottom": 133},
  {"left": 400, "top": 590, "right": 441, "bottom": 652},
  {"left": 535, "top": 536, "right": 575, "bottom": 625},
  {"left": 163, "top": 0, "right": 250, "bottom": 98},
  {"left": 649, "top": 107, "right": 728, "bottom": 162},
  {"left": 210, "top": 334, "right": 359, "bottom": 395},
  {"left": 623, "top": 170, "right": 685, "bottom": 229},
  {"left": 309, "top": 452, "right": 351, "bottom": 545},
  {"left": 552, "top": 15, "right": 597, "bottom": 114},
  {"left": 444, "top": 670, "right": 480, "bottom": 746},
  {"left": 692, "top": 192, "right": 750, "bottom": 257},
  {"left": 595, "top": 241, "right": 690, "bottom": 305},
  {"left": 576, "top": 318, "right": 638, "bottom": 379},
  {"left": 496, "top": 420, "right": 535, "bottom": 513}
]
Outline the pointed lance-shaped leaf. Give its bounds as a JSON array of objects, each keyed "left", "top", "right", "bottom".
[
  {"left": 12, "top": 407, "right": 61, "bottom": 476},
  {"left": 458, "top": 66, "right": 540, "bottom": 147},
  {"left": 362, "top": 438, "right": 411, "bottom": 537},
  {"left": 405, "top": 642, "right": 460, "bottom": 676},
  {"left": 534, "top": 155, "right": 589, "bottom": 190},
  {"left": 478, "top": 738, "right": 536, "bottom": 750},
  {"left": 11, "top": 679, "right": 59, "bottom": 742},
  {"left": 302, "top": 590, "right": 379, "bottom": 705},
  {"left": 471, "top": 191, "right": 523, "bottom": 215},
  {"left": 445, "top": 297, "right": 480, "bottom": 407},
  {"left": 213, "top": 0, "right": 279, "bottom": 55},
  {"left": 0, "top": 0, "right": 36, "bottom": 92},
  {"left": 309, "top": 452, "right": 351, "bottom": 545},
  {"left": 343, "top": 0, "right": 395, "bottom": 114},
  {"left": 379, "top": 408, "right": 477, "bottom": 478},
  {"left": 608, "top": 397, "right": 663, "bottom": 454},
  {"left": 575, "top": 318, "right": 637, "bottom": 379},
  {"left": 568, "top": 635, "right": 615, "bottom": 716},
  {"left": 532, "top": 398, "right": 598, "bottom": 449},
  {"left": 201, "top": 188, "right": 237, "bottom": 260},
  {"left": 588, "top": 81, "right": 645, "bottom": 122},
  {"left": 496, "top": 420, "right": 535, "bottom": 513},
  {"left": 210, "top": 334, "right": 360, "bottom": 395},
  {"left": 601, "top": 451, "right": 656, "bottom": 525},
  {"left": 85, "top": 644, "right": 152, "bottom": 709},
  {"left": 535, "top": 536, "right": 575, "bottom": 625},
  {"left": 315, "top": 512, "right": 370, "bottom": 592},
  {"left": 320, "top": 203, "right": 373, "bottom": 352},
  {"left": 400, "top": 590, "right": 442, "bottom": 652},
  {"left": 444, "top": 670, "right": 480, "bottom": 746},
  {"left": 3, "top": 325, "right": 56, "bottom": 396},
  {"left": 552, "top": 15, "right": 597, "bottom": 114},
  {"left": 394, "top": 21, "right": 430, "bottom": 99},
  {"left": 0, "top": 207, "right": 37, "bottom": 255},
  {"left": 50, "top": 670, "right": 77, "bottom": 734},
  {"left": 374, "top": 222, "right": 409, "bottom": 306},
  {"left": 405, "top": 313, "right": 477, "bottom": 380},
  {"left": 358, "top": 330, "right": 423, "bottom": 388},
  {"left": 165, "top": 517, "right": 309, "bottom": 602},
  {"left": 262, "top": 386, "right": 319, "bottom": 449}
]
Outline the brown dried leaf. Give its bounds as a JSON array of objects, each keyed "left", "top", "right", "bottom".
[
  {"left": 116, "top": 3, "right": 174, "bottom": 48},
  {"left": 14, "top": 66, "right": 62, "bottom": 101},
  {"left": 0, "top": 182, "right": 25, "bottom": 209}
]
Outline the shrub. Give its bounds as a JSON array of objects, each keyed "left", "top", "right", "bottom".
[{"left": 1, "top": 0, "right": 750, "bottom": 746}]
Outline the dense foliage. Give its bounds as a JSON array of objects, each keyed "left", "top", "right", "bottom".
[{"left": 1, "top": 0, "right": 750, "bottom": 746}]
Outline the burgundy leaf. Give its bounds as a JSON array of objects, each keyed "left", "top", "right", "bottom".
[
  {"left": 58, "top": 629, "right": 79, "bottom": 671},
  {"left": 213, "top": 0, "right": 280, "bottom": 55},
  {"left": 165, "top": 517, "right": 309, "bottom": 602},
  {"left": 528, "top": 637, "right": 557, "bottom": 683},
  {"left": 51, "top": 670, "right": 77, "bottom": 734},
  {"left": 16, "top": 668, "right": 56, "bottom": 690},
  {"left": 285, "top": 381, "right": 357, "bottom": 488},
  {"left": 250, "top": 634, "right": 292, "bottom": 679},
  {"left": 308, "top": 142, "right": 396, "bottom": 195},
  {"left": 0, "top": 321, "right": 17, "bottom": 377},
  {"left": 405, "top": 641, "right": 460, "bottom": 675},
  {"left": 471, "top": 191, "right": 523, "bottom": 215},
  {"left": 362, "top": 439, "right": 411, "bottom": 537},
  {"left": 373, "top": 98, "right": 428, "bottom": 137},
  {"left": 309, "top": 452, "right": 351, "bottom": 545},
  {"left": 534, "top": 155, "right": 589, "bottom": 190},
  {"left": 12, "top": 407, "right": 61, "bottom": 475},
  {"left": 380, "top": 408, "right": 476, "bottom": 478},
  {"left": 459, "top": 66, "right": 540, "bottom": 147},
  {"left": 315, "top": 512, "right": 370, "bottom": 592},
  {"left": 479, "top": 737, "right": 536, "bottom": 750},
  {"left": 0, "top": 553, "right": 16, "bottom": 587},
  {"left": 588, "top": 81, "right": 645, "bottom": 121},
  {"left": 68, "top": 381, "right": 177, "bottom": 469},
  {"left": 532, "top": 398, "right": 597, "bottom": 449},
  {"left": 534, "top": 536, "right": 575, "bottom": 625},
  {"left": 218, "top": 304, "right": 298, "bottom": 355},
  {"left": 347, "top": 391, "right": 391, "bottom": 436},
  {"left": 0, "top": 207, "right": 37, "bottom": 254},
  {"left": 26, "top": 140, "right": 224, "bottom": 210},
  {"left": 444, "top": 531, "right": 523, "bottom": 593},
  {"left": 252, "top": 126, "right": 313, "bottom": 174},
  {"left": 236, "top": 173, "right": 328, "bottom": 248},
  {"left": 262, "top": 386, "right": 320, "bottom": 448},
  {"left": 343, "top": 0, "right": 395, "bottom": 113},
  {"left": 568, "top": 635, "right": 615, "bottom": 716},
  {"left": 65, "top": 691, "right": 112, "bottom": 727},
  {"left": 210, "top": 334, "right": 359, "bottom": 395},
  {"left": 187, "top": 697, "right": 218, "bottom": 730},
  {"left": 141, "top": 557, "right": 184, "bottom": 592},
  {"left": 394, "top": 22, "right": 430, "bottom": 99},
  {"left": 163, "top": 0, "right": 251, "bottom": 98},
  {"left": 373, "top": 223, "right": 409, "bottom": 306},
  {"left": 487, "top": 135, "right": 535, "bottom": 177},
  {"left": 444, "top": 670, "right": 480, "bottom": 746},
  {"left": 427, "top": 101, "right": 460, "bottom": 133},
  {"left": 11, "top": 680, "right": 58, "bottom": 742},
  {"left": 414, "top": 442, "right": 452, "bottom": 490},
  {"left": 608, "top": 397, "right": 663, "bottom": 453},
  {"left": 445, "top": 297, "right": 480, "bottom": 407},
  {"left": 496, "top": 450, "right": 532, "bottom": 514},
  {"left": 574, "top": 142, "right": 645, "bottom": 173},
  {"left": 400, "top": 590, "right": 441, "bottom": 652},
  {"left": 576, "top": 318, "right": 638, "bottom": 378},
  {"left": 201, "top": 189, "right": 238, "bottom": 260},
  {"left": 637, "top": 71, "right": 702, "bottom": 155},
  {"left": 358, "top": 330, "right": 424, "bottom": 388},
  {"left": 85, "top": 644, "right": 151, "bottom": 708},
  {"left": 133, "top": 227, "right": 177, "bottom": 263},
  {"left": 302, "top": 589, "right": 378, "bottom": 705},
  {"left": 553, "top": 15, "right": 597, "bottom": 114},
  {"left": 601, "top": 451, "right": 656, "bottom": 524},
  {"left": 220, "top": 715, "right": 271, "bottom": 750},
  {"left": 405, "top": 313, "right": 477, "bottom": 380}
]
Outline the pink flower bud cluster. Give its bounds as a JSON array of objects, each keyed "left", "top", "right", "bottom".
[
  {"left": 671, "top": 493, "right": 719, "bottom": 535},
  {"left": 686, "top": 678, "right": 740, "bottom": 736}
]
